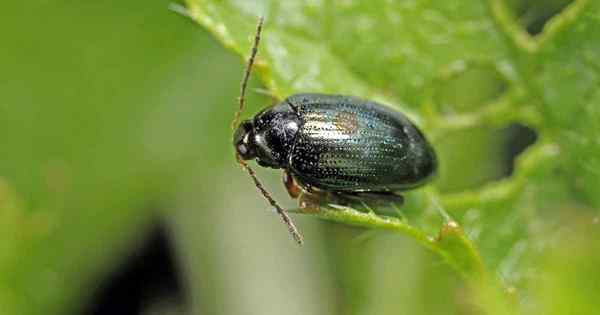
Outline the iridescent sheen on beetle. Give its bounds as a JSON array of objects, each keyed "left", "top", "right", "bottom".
[
  {"left": 231, "top": 17, "right": 437, "bottom": 244},
  {"left": 234, "top": 93, "right": 437, "bottom": 195}
]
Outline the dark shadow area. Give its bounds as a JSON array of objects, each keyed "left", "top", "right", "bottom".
[
  {"left": 502, "top": 123, "right": 538, "bottom": 176},
  {"left": 506, "top": 0, "right": 575, "bottom": 35},
  {"left": 82, "top": 223, "right": 185, "bottom": 315}
]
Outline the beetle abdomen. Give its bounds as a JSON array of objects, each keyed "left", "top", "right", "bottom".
[{"left": 287, "top": 94, "right": 436, "bottom": 192}]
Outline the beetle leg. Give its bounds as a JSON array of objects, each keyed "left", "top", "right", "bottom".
[
  {"left": 283, "top": 170, "right": 302, "bottom": 199},
  {"left": 298, "top": 191, "right": 322, "bottom": 212}
]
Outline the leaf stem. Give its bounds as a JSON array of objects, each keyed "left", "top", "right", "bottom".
[{"left": 292, "top": 205, "right": 485, "bottom": 280}]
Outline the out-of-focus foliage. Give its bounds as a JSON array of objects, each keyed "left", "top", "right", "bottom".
[
  {"left": 1, "top": 1, "right": 599, "bottom": 315},
  {"left": 0, "top": 1, "right": 247, "bottom": 314}
]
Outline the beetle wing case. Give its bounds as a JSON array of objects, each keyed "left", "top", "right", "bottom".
[{"left": 286, "top": 94, "right": 437, "bottom": 192}]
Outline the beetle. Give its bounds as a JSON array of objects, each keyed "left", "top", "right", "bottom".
[{"left": 232, "top": 18, "right": 437, "bottom": 245}]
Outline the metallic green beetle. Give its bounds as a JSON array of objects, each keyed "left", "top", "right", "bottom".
[{"left": 232, "top": 18, "right": 437, "bottom": 244}]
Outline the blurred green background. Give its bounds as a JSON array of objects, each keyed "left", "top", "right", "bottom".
[{"left": 1, "top": 1, "right": 599, "bottom": 315}]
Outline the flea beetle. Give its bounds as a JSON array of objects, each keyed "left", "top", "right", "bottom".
[{"left": 232, "top": 18, "right": 437, "bottom": 245}]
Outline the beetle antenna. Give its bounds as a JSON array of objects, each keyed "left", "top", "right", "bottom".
[
  {"left": 231, "top": 16, "right": 264, "bottom": 130},
  {"left": 232, "top": 18, "right": 303, "bottom": 245},
  {"left": 236, "top": 153, "right": 304, "bottom": 245}
]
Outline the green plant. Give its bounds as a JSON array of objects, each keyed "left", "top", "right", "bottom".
[
  {"left": 2, "top": 1, "right": 599, "bottom": 314},
  {"left": 183, "top": 0, "right": 600, "bottom": 313}
]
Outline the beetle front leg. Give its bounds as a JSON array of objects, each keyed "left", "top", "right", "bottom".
[{"left": 283, "top": 170, "right": 302, "bottom": 199}]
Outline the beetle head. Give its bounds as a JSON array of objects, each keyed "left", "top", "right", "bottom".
[
  {"left": 233, "top": 120, "right": 257, "bottom": 160},
  {"left": 233, "top": 116, "right": 287, "bottom": 169}
]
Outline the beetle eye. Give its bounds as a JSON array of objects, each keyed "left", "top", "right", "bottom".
[
  {"left": 233, "top": 120, "right": 257, "bottom": 160},
  {"left": 237, "top": 143, "right": 248, "bottom": 155},
  {"left": 236, "top": 140, "right": 256, "bottom": 160}
]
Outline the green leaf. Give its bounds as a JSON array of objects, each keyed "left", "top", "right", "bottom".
[
  {"left": 186, "top": 0, "right": 599, "bottom": 312},
  {"left": 183, "top": 0, "right": 515, "bottom": 280},
  {"left": 535, "top": 220, "right": 600, "bottom": 315},
  {"left": 293, "top": 203, "right": 484, "bottom": 279},
  {"left": 531, "top": 0, "right": 600, "bottom": 207},
  {"left": 3, "top": 0, "right": 600, "bottom": 314}
]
